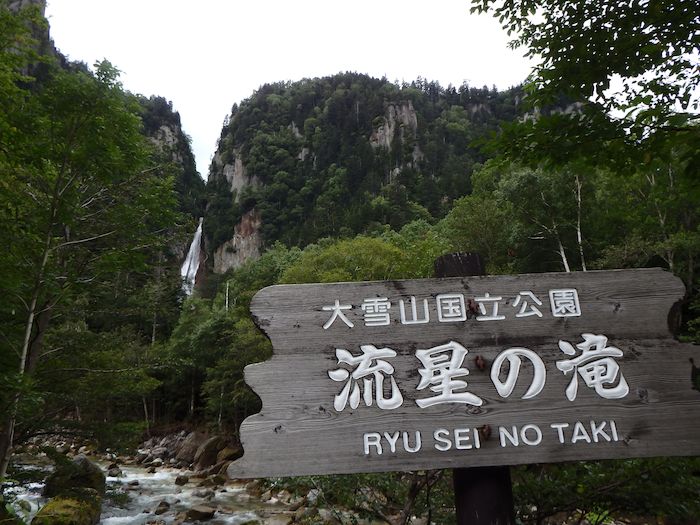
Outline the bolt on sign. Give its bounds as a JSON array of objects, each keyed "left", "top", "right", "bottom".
[{"left": 229, "top": 268, "right": 700, "bottom": 479}]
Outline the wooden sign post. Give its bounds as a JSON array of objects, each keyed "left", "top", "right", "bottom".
[
  {"left": 434, "top": 253, "right": 514, "bottom": 525},
  {"left": 229, "top": 268, "right": 699, "bottom": 489}
]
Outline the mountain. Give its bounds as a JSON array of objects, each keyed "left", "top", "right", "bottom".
[{"left": 204, "top": 73, "right": 523, "bottom": 273}]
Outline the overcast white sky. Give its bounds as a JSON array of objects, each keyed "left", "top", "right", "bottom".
[{"left": 45, "top": 0, "right": 532, "bottom": 178}]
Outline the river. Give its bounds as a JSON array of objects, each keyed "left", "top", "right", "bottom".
[{"left": 8, "top": 459, "right": 293, "bottom": 524}]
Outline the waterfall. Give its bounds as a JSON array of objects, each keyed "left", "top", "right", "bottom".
[{"left": 180, "top": 217, "right": 203, "bottom": 295}]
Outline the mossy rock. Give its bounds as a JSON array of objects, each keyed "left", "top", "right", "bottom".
[
  {"left": 43, "top": 455, "right": 105, "bottom": 498},
  {"left": 33, "top": 488, "right": 102, "bottom": 525},
  {"left": 0, "top": 503, "right": 23, "bottom": 525}
]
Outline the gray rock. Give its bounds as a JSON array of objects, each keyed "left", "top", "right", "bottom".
[
  {"left": 175, "top": 474, "right": 189, "bottom": 486},
  {"left": 185, "top": 505, "right": 216, "bottom": 521},
  {"left": 43, "top": 455, "right": 106, "bottom": 498},
  {"left": 192, "top": 488, "right": 215, "bottom": 499},
  {"left": 306, "top": 488, "right": 321, "bottom": 505},
  {"left": 175, "top": 431, "right": 208, "bottom": 464},
  {"left": 154, "top": 500, "right": 170, "bottom": 515},
  {"left": 193, "top": 436, "right": 226, "bottom": 471},
  {"left": 151, "top": 446, "right": 169, "bottom": 459}
]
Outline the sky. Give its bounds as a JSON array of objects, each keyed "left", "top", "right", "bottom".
[{"left": 44, "top": 0, "right": 533, "bottom": 178}]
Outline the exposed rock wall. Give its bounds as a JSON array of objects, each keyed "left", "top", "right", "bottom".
[
  {"left": 370, "top": 100, "right": 419, "bottom": 151},
  {"left": 222, "top": 152, "right": 260, "bottom": 199},
  {"left": 149, "top": 124, "right": 183, "bottom": 163},
  {"left": 213, "top": 209, "right": 262, "bottom": 274},
  {"left": 370, "top": 100, "right": 425, "bottom": 176},
  {"left": 9, "top": 0, "right": 45, "bottom": 13}
]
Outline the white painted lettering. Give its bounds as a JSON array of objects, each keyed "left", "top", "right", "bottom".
[
  {"left": 571, "top": 421, "right": 592, "bottom": 444},
  {"left": 611, "top": 420, "right": 619, "bottom": 441},
  {"left": 520, "top": 424, "right": 542, "bottom": 446},
  {"left": 499, "top": 426, "right": 519, "bottom": 447},
  {"left": 434, "top": 428, "right": 452, "bottom": 451},
  {"left": 589, "top": 420, "right": 611, "bottom": 443},
  {"left": 474, "top": 428, "right": 481, "bottom": 449},
  {"left": 383, "top": 431, "right": 400, "bottom": 453},
  {"left": 454, "top": 428, "right": 472, "bottom": 450},
  {"left": 550, "top": 423, "right": 569, "bottom": 444},
  {"left": 403, "top": 431, "right": 422, "bottom": 453},
  {"left": 364, "top": 433, "right": 382, "bottom": 455}
]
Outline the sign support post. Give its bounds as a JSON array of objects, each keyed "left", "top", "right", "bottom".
[{"left": 434, "top": 252, "right": 515, "bottom": 525}]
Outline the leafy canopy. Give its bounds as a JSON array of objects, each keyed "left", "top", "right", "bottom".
[{"left": 471, "top": 0, "right": 700, "bottom": 170}]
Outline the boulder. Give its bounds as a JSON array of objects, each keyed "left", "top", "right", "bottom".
[
  {"left": 245, "top": 480, "right": 264, "bottom": 497},
  {"left": 185, "top": 505, "right": 216, "bottom": 521},
  {"left": 192, "top": 488, "right": 215, "bottom": 499},
  {"left": 175, "top": 474, "right": 189, "bottom": 486},
  {"left": 33, "top": 488, "right": 102, "bottom": 525},
  {"left": 107, "top": 467, "right": 122, "bottom": 477},
  {"left": 175, "top": 431, "right": 208, "bottom": 464},
  {"left": 216, "top": 445, "right": 242, "bottom": 463},
  {"left": 293, "top": 506, "right": 319, "bottom": 522},
  {"left": 43, "top": 455, "right": 106, "bottom": 498},
  {"left": 154, "top": 500, "right": 170, "bottom": 515},
  {"left": 193, "top": 436, "right": 226, "bottom": 471},
  {"left": 150, "top": 446, "right": 169, "bottom": 459}
]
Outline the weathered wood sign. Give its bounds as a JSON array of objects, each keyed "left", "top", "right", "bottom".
[{"left": 229, "top": 268, "right": 700, "bottom": 479}]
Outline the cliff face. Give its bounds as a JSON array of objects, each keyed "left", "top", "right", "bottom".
[
  {"left": 213, "top": 209, "right": 262, "bottom": 274},
  {"left": 204, "top": 73, "right": 524, "bottom": 274},
  {"left": 140, "top": 96, "right": 205, "bottom": 219}
]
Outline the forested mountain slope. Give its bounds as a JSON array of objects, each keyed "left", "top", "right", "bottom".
[{"left": 205, "top": 73, "right": 523, "bottom": 272}]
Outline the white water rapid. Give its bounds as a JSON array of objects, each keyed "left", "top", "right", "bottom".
[
  {"left": 180, "top": 218, "right": 203, "bottom": 296},
  {"left": 7, "top": 459, "right": 289, "bottom": 525}
]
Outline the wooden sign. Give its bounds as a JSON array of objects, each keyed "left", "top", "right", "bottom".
[{"left": 229, "top": 268, "right": 700, "bottom": 479}]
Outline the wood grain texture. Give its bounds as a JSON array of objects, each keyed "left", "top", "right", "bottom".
[{"left": 229, "top": 269, "right": 700, "bottom": 479}]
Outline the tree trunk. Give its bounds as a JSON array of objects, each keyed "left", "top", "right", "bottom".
[
  {"left": 26, "top": 305, "right": 52, "bottom": 374},
  {"left": 575, "top": 172, "right": 587, "bottom": 271},
  {"left": 555, "top": 231, "right": 571, "bottom": 273},
  {"left": 0, "top": 254, "right": 51, "bottom": 479},
  {"left": 142, "top": 397, "right": 151, "bottom": 437}
]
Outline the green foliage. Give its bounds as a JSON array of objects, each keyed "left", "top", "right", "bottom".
[
  {"left": 0, "top": 2, "right": 190, "bottom": 475},
  {"left": 471, "top": 0, "right": 699, "bottom": 117},
  {"left": 470, "top": 0, "right": 700, "bottom": 175},
  {"left": 32, "top": 490, "right": 101, "bottom": 525},
  {"left": 206, "top": 73, "right": 524, "bottom": 252},
  {"left": 138, "top": 95, "right": 206, "bottom": 218},
  {"left": 156, "top": 245, "right": 303, "bottom": 427},
  {"left": 280, "top": 237, "right": 405, "bottom": 283},
  {"left": 513, "top": 458, "right": 700, "bottom": 524},
  {"left": 91, "top": 422, "right": 147, "bottom": 453}
]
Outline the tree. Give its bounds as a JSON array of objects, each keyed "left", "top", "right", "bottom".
[
  {"left": 471, "top": 0, "right": 700, "bottom": 171},
  {"left": 0, "top": 48, "right": 179, "bottom": 478}
]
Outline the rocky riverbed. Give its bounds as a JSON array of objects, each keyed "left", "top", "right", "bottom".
[{"left": 5, "top": 432, "right": 385, "bottom": 524}]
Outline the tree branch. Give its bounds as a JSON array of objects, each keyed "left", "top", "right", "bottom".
[{"left": 54, "top": 230, "right": 116, "bottom": 250}]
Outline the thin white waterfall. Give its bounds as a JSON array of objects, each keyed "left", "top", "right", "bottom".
[{"left": 180, "top": 217, "right": 203, "bottom": 295}]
